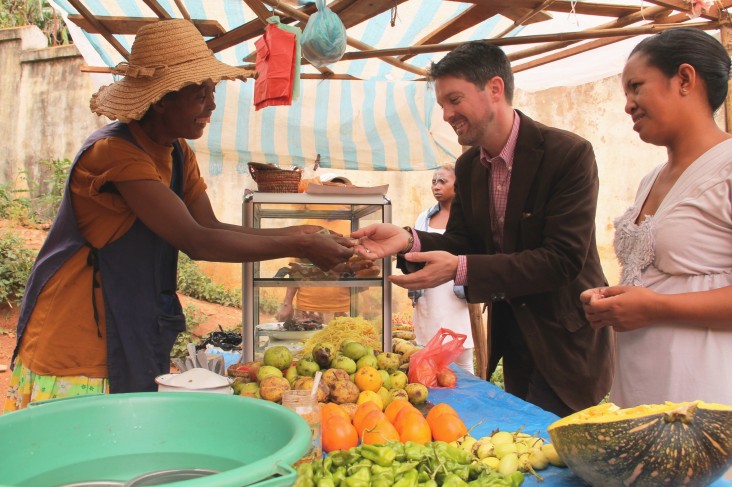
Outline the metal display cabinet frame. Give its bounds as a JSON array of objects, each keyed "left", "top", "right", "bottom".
[{"left": 242, "top": 190, "right": 393, "bottom": 362}]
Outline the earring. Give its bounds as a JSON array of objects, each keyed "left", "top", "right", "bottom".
[{"left": 681, "top": 89, "right": 688, "bottom": 95}]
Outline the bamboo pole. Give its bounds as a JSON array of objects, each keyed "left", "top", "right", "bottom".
[
  {"left": 338, "top": 20, "right": 724, "bottom": 61},
  {"left": 722, "top": 25, "right": 732, "bottom": 134},
  {"left": 468, "top": 303, "right": 489, "bottom": 379}
]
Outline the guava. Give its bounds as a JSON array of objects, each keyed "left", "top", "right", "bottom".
[
  {"left": 296, "top": 357, "right": 320, "bottom": 377},
  {"left": 356, "top": 353, "right": 378, "bottom": 370},
  {"left": 405, "top": 382, "right": 429, "bottom": 405},
  {"left": 341, "top": 341, "right": 368, "bottom": 362},
  {"left": 263, "top": 345, "right": 293, "bottom": 370},
  {"left": 390, "top": 370, "right": 408, "bottom": 390},
  {"left": 256, "top": 365, "right": 283, "bottom": 382},
  {"left": 331, "top": 355, "right": 357, "bottom": 374}
]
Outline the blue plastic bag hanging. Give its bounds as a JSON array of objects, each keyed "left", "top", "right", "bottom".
[{"left": 300, "top": 0, "right": 347, "bottom": 68}]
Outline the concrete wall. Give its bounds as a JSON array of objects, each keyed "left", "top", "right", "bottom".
[
  {"left": 0, "top": 26, "right": 106, "bottom": 191},
  {"left": 5, "top": 25, "right": 711, "bottom": 315}
]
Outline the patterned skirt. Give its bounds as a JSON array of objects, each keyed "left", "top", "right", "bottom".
[{"left": 3, "top": 359, "right": 109, "bottom": 413}]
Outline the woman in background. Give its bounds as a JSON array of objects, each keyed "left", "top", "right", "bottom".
[
  {"left": 581, "top": 28, "right": 732, "bottom": 407},
  {"left": 410, "top": 164, "right": 474, "bottom": 374}
]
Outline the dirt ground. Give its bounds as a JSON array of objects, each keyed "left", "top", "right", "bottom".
[{"left": 0, "top": 219, "right": 243, "bottom": 412}]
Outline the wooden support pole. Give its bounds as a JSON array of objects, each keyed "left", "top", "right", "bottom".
[
  {"left": 67, "top": 0, "right": 130, "bottom": 60},
  {"left": 338, "top": 20, "right": 723, "bottom": 61},
  {"left": 469, "top": 303, "right": 489, "bottom": 379},
  {"left": 722, "top": 25, "right": 732, "bottom": 134}
]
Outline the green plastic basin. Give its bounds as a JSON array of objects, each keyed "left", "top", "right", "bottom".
[{"left": 0, "top": 393, "right": 310, "bottom": 487}]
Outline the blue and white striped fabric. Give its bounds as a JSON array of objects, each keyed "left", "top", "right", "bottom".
[{"left": 48, "top": 0, "right": 653, "bottom": 172}]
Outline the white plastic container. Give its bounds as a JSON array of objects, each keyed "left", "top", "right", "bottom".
[{"left": 155, "top": 368, "right": 233, "bottom": 394}]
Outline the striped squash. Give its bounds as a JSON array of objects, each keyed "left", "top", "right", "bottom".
[{"left": 547, "top": 401, "right": 732, "bottom": 487}]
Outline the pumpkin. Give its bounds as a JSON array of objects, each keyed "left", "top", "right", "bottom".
[{"left": 547, "top": 401, "right": 732, "bottom": 487}]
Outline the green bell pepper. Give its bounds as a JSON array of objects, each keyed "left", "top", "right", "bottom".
[{"left": 360, "top": 444, "right": 397, "bottom": 467}]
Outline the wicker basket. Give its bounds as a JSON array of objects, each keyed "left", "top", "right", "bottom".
[{"left": 248, "top": 162, "right": 302, "bottom": 193}]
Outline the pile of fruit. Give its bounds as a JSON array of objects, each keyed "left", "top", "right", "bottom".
[
  {"left": 229, "top": 340, "right": 430, "bottom": 408},
  {"left": 321, "top": 396, "right": 469, "bottom": 453},
  {"left": 454, "top": 429, "right": 565, "bottom": 481}
]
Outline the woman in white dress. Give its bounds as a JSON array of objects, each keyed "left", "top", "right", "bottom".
[
  {"left": 581, "top": 28, "right": 732, "bottom": 407},
  {"left": 410, "top": 164, "right": 475, "bottom": 374}
]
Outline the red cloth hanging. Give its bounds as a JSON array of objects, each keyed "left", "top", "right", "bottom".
[{"left": 254, "top": 23, "right": 297, "bottom": 110}]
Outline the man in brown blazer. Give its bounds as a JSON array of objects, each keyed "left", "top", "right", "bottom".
[{"left": 353, "top": 42, "right": 614, "bottom": 416}]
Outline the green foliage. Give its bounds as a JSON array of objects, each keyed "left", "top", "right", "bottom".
[
  {"left": 0, "top": 157, "right": 71, "bottom": 225},
  {"left": 170, "top": 304, "right": 205, "bottom": 360},
  {"left": 489, "top": 358, "right": 505, "bottom": 390},
  {"left": 176, "top": 253, "right": 241, "bottom": 308},
  {"left": 259, "top": 289, "right": 281, "bottom": 315},
  {"left": 0, "top": 232, "right": 36, "bottom": 307},
  {"left": 35, "top": 157, "right": 71, "bottom": 219},
  {"left": 0, "top": 0, "right": 71, "bottom": 46}
]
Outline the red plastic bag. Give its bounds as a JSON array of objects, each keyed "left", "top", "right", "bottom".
[{"left": 407, "top": 328, "right": 466, "bottom": 388}]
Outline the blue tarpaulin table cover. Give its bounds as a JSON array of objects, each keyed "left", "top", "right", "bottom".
[{"left": 427, "top": 366, "right": 732, "bottom": 486}]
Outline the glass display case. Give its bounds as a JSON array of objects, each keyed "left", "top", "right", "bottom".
[{"left": 242, "top": 190, "right": 393, "bottom": 361}]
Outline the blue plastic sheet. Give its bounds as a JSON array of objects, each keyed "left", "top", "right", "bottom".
[{"left": 428, "top": 366, "right": 732, "bottom": 486}]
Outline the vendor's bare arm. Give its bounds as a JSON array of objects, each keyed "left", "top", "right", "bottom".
[
  {"left": 115, "top": 179, "right": 353, "bottom": 268},
  {"left": 187, "top": 191, "right": 321, "bottom": 236}
]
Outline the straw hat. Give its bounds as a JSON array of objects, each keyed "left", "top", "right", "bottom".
[{"left": 91, "top": 19, "right": 252, "bottom": 123}]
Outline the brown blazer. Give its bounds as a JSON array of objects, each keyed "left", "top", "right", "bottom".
[{"left": 413, "top": 111, "right": 614, "bottom": 410}]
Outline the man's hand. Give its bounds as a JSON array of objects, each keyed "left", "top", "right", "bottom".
[
  {"left": 351, "top": 223, "right": 410, "bottom": 259},
  {"left": 389, "top": 251, "right": 458, "bottom": 290},
  {"left": 580, "top": 286, "right": 658, "bottom": 332}
]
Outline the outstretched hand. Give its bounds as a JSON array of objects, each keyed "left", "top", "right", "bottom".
[
  {"left": 389, "top": 251, "right": 459, "bottom": 290},
  {"left": 302, "top": 233, "right": 355, "bottom": 270},
  {"left": 580, "top": 285, "right": 659, "bottom": 332},
  {"left": 351, "top": 223, "right": 409, "bottom": 259}
]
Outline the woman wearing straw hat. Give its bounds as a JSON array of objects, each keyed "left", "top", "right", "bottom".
[{"left": 4, "top": 19, "right": 354, "bottom": 411}]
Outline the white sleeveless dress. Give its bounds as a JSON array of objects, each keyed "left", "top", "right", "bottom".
[
  {"left": 611, "top": 139, "right": 732, "bottom": 407},
  {"left": 412, "top": 226, "right": 475, "bottom": 374}
]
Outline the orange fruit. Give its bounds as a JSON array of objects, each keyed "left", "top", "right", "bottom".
[
  {"left": 426, "top": 403, "right": 459, "bottom": 425},
  {"left": 354, "top": 366, "right": 382, "bottom": 392},
  {"left": 385, "top": 400, "right": 416, "bottom": 425},
  {"left": 354, "top": 409, "right": 384, "bottom": 437},
  {"left": 430, "top": 413, "right": 468, "bottom": 443},
  {"left": 362, "top": 417, "right": 400, "bottom": 445},
  {"left": 322, "top": 416, "right": 358, "bottom": 453},
  {"left": 321, "top": 403, "right": 352, "bottom": 424},
  {"left": 398, "top": 411, "right": 432, "bottom": 445},
  {"left": 352, "top": 401, "right": 382, "bottom": 433},
  {"left": 392, "top": 403, "right": 420, "bottom": 432}
]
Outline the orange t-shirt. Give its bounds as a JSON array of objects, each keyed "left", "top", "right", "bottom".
[{"left": 18, "top": 123, "right": 207, "bottom": 377}]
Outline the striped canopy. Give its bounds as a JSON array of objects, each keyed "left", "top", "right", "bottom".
[{"left": 48, "top": 0, "right": 728, "bottom": 172}]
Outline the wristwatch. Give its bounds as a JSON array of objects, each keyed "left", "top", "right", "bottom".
[{"left": 398, "top": 226, "right": 414, "bottom": 255}]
